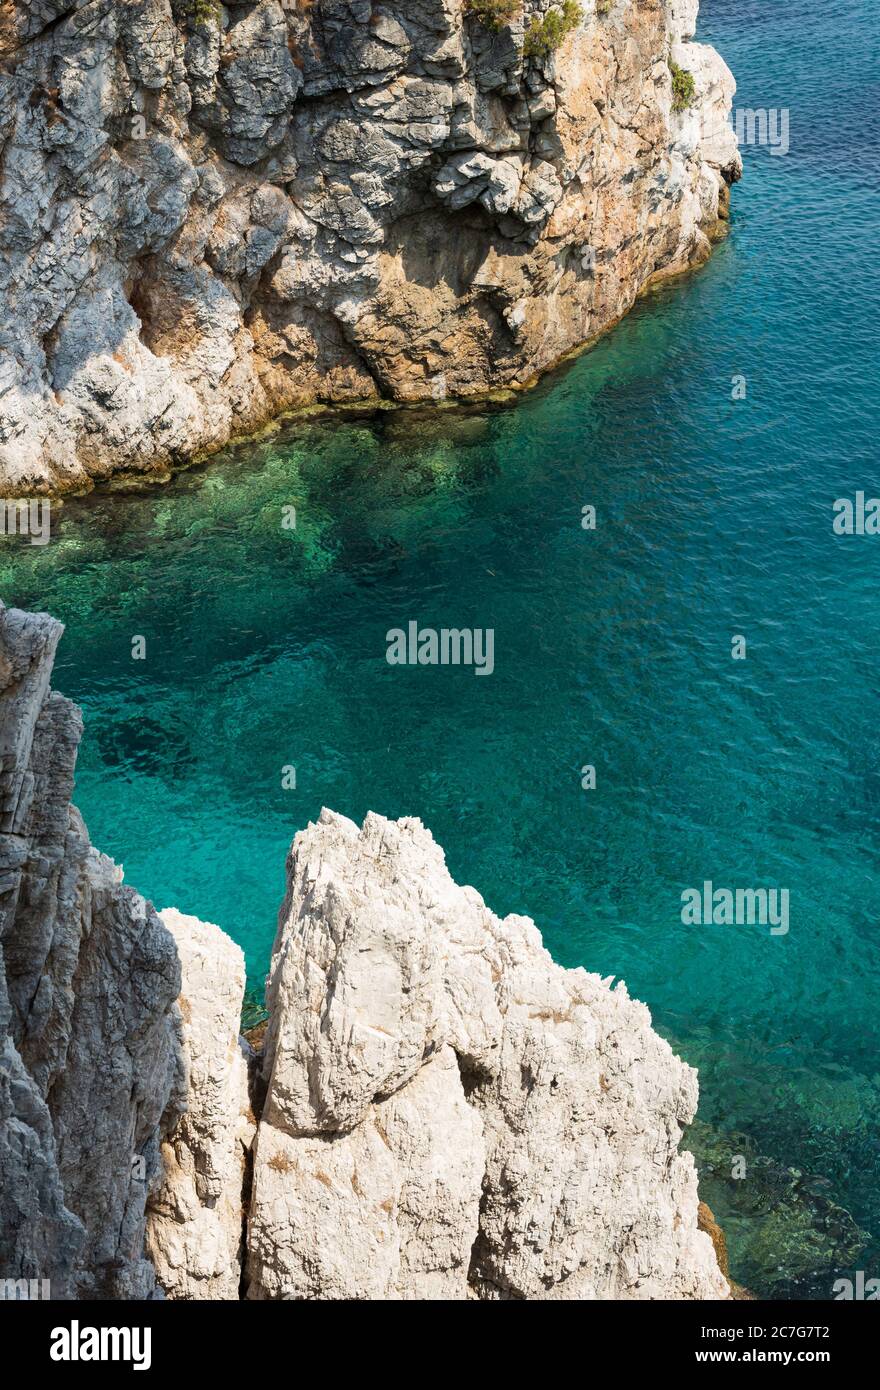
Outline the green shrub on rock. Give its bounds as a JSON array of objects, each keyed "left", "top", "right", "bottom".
[
  {"left": 464, "top": 0, "right": 522, "bottom": 29},
  {"left": 523, "top": 1, "right": 584, "bottom": 59},
  {"left": 669, "top": 59, "right": 696, "bottom": 112},
  {"left": 184, "top": 0, "right": 221, "bottom": 27}
]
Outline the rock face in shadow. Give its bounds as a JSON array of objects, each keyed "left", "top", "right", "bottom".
[
  {"left": 0, "top": 602, "right": 183, "bottom": 1299},
  {"left": 244, "top": 808, "right": 728, "bottom": 1300},
  {"left": 0, "top": 0, "right": 740, "bottom": 492},
  {"left": 0, "top": 603, "right": 725, "bottom": 1300}
]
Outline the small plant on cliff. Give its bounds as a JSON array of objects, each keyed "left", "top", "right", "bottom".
[
  {"left": 596, "top": 0, "right": 612, "bottom": 14},
  {"left": 184, "top": 0, "right": 222, "bottom": 28},
  {"left": 464, "top": 0, "right": 522, "bottom": 29},
  {"left": 523, "top": 1, "right": 584, "bottom": 59},
  {"left": 669, "top": 59, "right": 696, "bottom": 112}
]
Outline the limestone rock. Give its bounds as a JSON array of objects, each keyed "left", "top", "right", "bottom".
[
  {"left": 145, "top": 909, "right": 254, "bottom": 1301},
  {"left": 0, "top": 601, "right": 183, "bottom": 1299},
  {"left": 247, "top": 1044, "right": 484, "bottom": 1300},
  {"left": 0, "top": 0, "right": 741, "bottom": 492},
  {"left": 246, "top": 809, "right": 728, "bottom": 1300}
]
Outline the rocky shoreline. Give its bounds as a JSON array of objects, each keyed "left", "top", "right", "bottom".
[
  {"left": 0, "top": 0, "right": 739, "bottom": 494},
  {"left": 0, "top": 601, "right": 729, "bottom": 1299}
]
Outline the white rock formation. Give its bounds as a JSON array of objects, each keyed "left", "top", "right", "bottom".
[
  {"left": 248, "top": 1043, "right": 485, "bottom": 1300},
  {"left": 145, "top": 909, "right": 254, "bottom": 1301},
  {"left": 246, "top": 809, "right": 728, "bottom": 1300}
]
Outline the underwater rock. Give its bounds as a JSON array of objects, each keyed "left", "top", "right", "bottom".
[{"left": 689, "top": 1118, "right": 870, "bottom": 1300}]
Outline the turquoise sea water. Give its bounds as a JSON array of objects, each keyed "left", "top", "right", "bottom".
[{"left": 2, "top": 0, "right": 878, "bottom": 1299}]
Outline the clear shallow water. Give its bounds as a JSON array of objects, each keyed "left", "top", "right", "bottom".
[{"left": 2, "top": 0, "right": 878, "bottom": 1299}]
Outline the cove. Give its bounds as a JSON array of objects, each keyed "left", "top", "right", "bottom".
[{"left": 1, "top": 0, "right": 877, "bottom": 1300}]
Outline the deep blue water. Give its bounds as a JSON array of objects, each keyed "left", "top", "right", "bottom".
[{"left": 2, "top": 0, "right": 878, "bottom": 1298}]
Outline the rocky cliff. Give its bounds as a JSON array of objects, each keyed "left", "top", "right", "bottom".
[
  {"left": 0, "top": 602, "right": 183, "bottom": 1299},
  {"left": 0, "top": 0, "right": 739, "bottom": 493},
  {"left": 0, "top": 601, "right": 727, "bottom": 1299}
]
